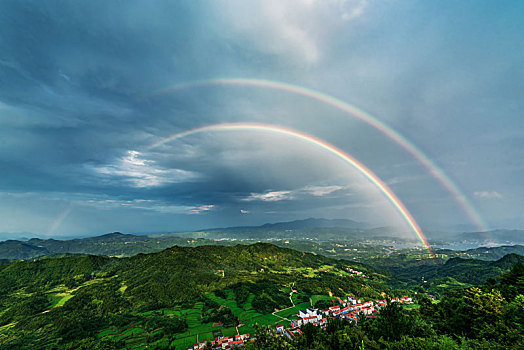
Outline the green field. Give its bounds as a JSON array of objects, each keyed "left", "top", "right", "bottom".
[
  {"left": 98, "top": 325, "right": 169, "bottom": 350},
  {"left": 311, "top": 294, "right": 336, "bottom": 306},
  {"left": 49, "top": 293, "right": 74, "bottom": 308},
  {"left": 274, "top": 302, "right": 310, "bottom": 319},
  {"left": 97, "top": 287, "right": 293, "bottom": 349},
  {"left": 402, "top": 303, "right": 420, "bottom": 310}
]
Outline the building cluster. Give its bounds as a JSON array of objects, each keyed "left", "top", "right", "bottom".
[
  {"left": 189, "top": 295, "right": 414, "bottom": 349},
  {"left": 345, "top": 267, "right": 366, "bottom": 277},
  {"left": 189, "top": 333, "right": 252, "bottom": 350},
  {"left": 282, "top": 295, "right": 413, "bottom": 338},
  {"left": 288, "top": 308, "right": 328, "bottom": 329}
]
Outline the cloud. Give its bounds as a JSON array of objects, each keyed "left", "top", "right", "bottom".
[
  {"left": 217, "top": 0, "right": 368, "bottom": 65},
  {"left": 474, "top": 191, "right": 503, "bottom": 199},
  {"left": 302, "top": 185, "right": 345, "bottom": 196},
  {"left": 241, "top": 185, "right": 348, "bottom": 202},
  {"left": 89, "top": 150, "right": 198, "bottom": 188},
  {"left": 188, "top": 205, "right": 216, "bottom": 214},
  {"left": 37, "top": 193, "right": 216, "bottom": 216},
  {"left": 80, "top": 197, "right": 216, "bottom": 216},
  {"left": 242, "top": 190, "right": 293, "bottom": 202}
]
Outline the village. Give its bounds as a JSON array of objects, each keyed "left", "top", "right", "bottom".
[{"left": 188, "top": 294, "right": 413, "bottom": 349}]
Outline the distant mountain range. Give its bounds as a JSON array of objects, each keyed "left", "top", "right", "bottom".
[
  {"left": 389, "top": 253, "right": 524, "bottom": 287},
  {"left": 202, "top": 217, "right": 368, "bottom": 231},
  {"left": 1, "top": 218, "right": 523, "bottom": 260},
  {"left": 437, "top": 245, "right": 524, "bottom": 261},
  {"left": 459, "top": 229, "right": 524, "bottom": 243},
  {"left": 0, "top": 232, "right": 162, "bottom": 260}
]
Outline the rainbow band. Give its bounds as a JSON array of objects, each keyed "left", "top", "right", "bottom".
[
  {"left": 147, "top": 122, "right": 434, "bottom": 257},
  {"left": 48, "top": 206, "right": 73, "bottom": 235},
  {"left": 150, "top": 78, "right": 488, "bottom": 233}
]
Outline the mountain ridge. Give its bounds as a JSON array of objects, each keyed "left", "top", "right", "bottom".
[{"left": 199, "top": 217, "right": 367, "bottom": 231}]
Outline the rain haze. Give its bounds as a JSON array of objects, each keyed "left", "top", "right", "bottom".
[{"left": 1, "top": 1, "right": 523, "bottom": 239}]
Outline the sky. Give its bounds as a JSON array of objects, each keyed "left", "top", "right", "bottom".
[{"left": 0, "top": 0, "right": 523, "bottom": 239}]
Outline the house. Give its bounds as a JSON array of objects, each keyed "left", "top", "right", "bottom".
[
  {"left": 336, "top": 297, "right": 347, "bottom": 306},
  {"left": 306, "top": 308, "right": 318, "bottom": 317},
  {"left": 329, "top": 305, "right": 340, "bottom": 313},
  {"left": 360, "top": 307, "right": 374, "bottom": 315},
  {"left": 276, "top": 324, "right": 284, "bottom": 333},
  {"left": 284, "top": 328, "right": 303, "bottom": 340},
  {"left": 347, "top": 295, "right": 362, "bottom": 304},
  {"left": 375, "top": 299, "right": 387, "bottom": 307},
  {"left": 230, "top": 340, "right": 244, "bottom": 347},
  {"left": 190, "top": 341, "right": 208, "bottom": 350},
  {"left": 302, "top": 315, "right": 320, "bottom": 325},
  {"left": 361, "top": 301, "right": 373, "bottom": 308},
  {"left": 290, "top": 318, "right": 302, "bottom": 328},
  {"left": 400, "top": 296, "right": 413, "bottom": 303}
]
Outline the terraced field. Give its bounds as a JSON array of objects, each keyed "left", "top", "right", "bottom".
[{"left": 99, "top": 287, "right": 306, "bottom": 349}]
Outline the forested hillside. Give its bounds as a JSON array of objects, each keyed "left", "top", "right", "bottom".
[
  {"left": 0, "top": 243, "right": 389, "bottom": 348},
  {"left": 245, "top": 262, "right": 524, "bottom": 349}
]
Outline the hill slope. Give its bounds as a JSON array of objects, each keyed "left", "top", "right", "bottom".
[{"left": 0, "top": 243, "right": 386, "bottom": 348}]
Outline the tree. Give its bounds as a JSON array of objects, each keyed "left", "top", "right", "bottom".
[{"left": 371, "top": 301, "right": 408, "bottom": 341}]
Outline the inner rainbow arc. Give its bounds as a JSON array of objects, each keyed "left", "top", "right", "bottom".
[{"left": 147, "top": 122, "right": 434, "bottom": 257}]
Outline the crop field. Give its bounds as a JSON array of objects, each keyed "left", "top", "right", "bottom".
[
  {"left": 274, "top": 302, "right": 310, "bottom": 319},
  {"left": 311, "top": 294, "right": 336, "bottom": 306},
  {"left": 44, "top": 277, "right": 113, "bottom": 310},
  {"left": 96, "top": 286, "right": 335, "bottom": 349},
  {"left": 97, "top": 325, "right": 169, "bottom": 350},
  {"left": 49, "top": 293, "right": 74, "bottom": 308}
]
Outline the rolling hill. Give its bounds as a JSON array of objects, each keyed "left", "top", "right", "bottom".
[{"left": 0, "top": 243, "right": 387, "bottom": 348}]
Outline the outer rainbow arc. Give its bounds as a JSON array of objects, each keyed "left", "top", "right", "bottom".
[
  {"left": 149, "top": 78, "right": 488, "bottom": 233},
  {"left": 147, "top": 122, "right": 434, "bottom": 257}
]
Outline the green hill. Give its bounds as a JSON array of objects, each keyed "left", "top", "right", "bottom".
[
  {"left": 0, "top": 243, "right": 387, "bottom": 349},
  {"left": 377, "top": 253, "right": 524, "bottom": 294},
  {"left": 0, "top": 233, "right": 228, "bottom": 259}
]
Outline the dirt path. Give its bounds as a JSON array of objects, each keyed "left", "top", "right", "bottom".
[{"left": 271, "top": 283, "right": 298, "bottom": 322}]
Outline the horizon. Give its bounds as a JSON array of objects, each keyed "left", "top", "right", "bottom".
[{"left": 1, "top": 216, "right": 523, "bottom": 242}]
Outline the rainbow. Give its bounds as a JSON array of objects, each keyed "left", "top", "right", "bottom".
[
  {"left": 147, "top": 122, "right": 434, "bottom": 256},
  {"left": 150, "top": 78, "right": 488, "bottom": 232},
  {"left": 48, "top": 206, "right": 73, "bottom": 235}
]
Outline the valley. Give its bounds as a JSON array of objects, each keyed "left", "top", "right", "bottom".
[{"left": 0, "top": 234, "right": 522, "bottom": 349}]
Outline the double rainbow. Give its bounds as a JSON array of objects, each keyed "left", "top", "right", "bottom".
[{"left": 150, "top": 78, "right": 488, "bottom": 233}]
